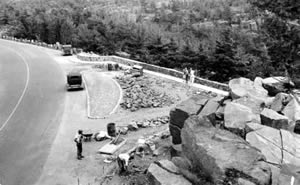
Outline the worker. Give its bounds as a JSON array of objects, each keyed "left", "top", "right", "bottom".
[
  {"left": 117, "top": 150, "right": 135, "bottom": 173},
  {"left": 190, "top": 68, "right": 195, "bottom": 84},
  {"left": 74, "top": 130, "right": 84, "bottom": 160}
]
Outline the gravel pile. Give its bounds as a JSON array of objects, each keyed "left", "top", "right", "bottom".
[{"left": 116, "top": 75, "right": 175, "bottom": 111}]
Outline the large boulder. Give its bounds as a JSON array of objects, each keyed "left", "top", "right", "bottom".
[
  {"left": 282, "top": 98, "right": 300, "bottom": 134},
  {"left": 260, "top": 108, "right": 290, "bottom": 130},
  {"left": 181, "top": 116, "right": 271, "bottom": 185},
  {"left": 229, "top": 77, "right": 268, "bottom": 100},
  {"left": 246, "top": 125, "right": 300, "bottom": 165},
  {"left": 246, "top": 125, "right": 282, "bottom": 165},
  {"left": 169, "top": 95, "right": 209, "bottom": 144},
  {"left": 270, "top": 93, "right": 292, "bottom": 112},
  {"left": 262, "top": 76, "right": 293, "bottom": 96},
  {"left": 224, "top": 102, "right": 261, "bottom": 137},
  {"left": 147, "top": 161, "right": 192, "bottom": 185},
  {"left": 233, "top": 96, "right": 265, "bottom": 114}
]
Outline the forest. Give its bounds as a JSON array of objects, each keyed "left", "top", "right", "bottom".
[{"left": 0, "top": 0, "right": 299, "bottom": 83}]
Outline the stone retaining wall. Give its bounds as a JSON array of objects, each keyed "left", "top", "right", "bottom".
[
  {"left": 0, "top": 35, "right": 229, "bottom": 91},
  {"left": 77, "top": 54, "right": 229, "bottom": 91}
]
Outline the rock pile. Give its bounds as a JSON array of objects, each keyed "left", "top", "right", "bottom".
[
  {"left": 164, "top": 77, "right": 300, "bottom": 185},
  {"left": 125, "top": 116, "right": 169, "bottom": 132},
  {"left": 115, "top": 75, "right": 174, "bottom": 111}
]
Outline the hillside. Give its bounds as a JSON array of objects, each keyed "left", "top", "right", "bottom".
[{"left": 0, "top": 0, "right": 299, "bottom": 83}]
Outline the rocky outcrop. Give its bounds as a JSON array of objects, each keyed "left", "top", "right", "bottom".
[
  {"left": 181, "top": 116, "right": 271, "bottom": 185},
  {"left": 169, "top": 95, "right": 209, "bottom": 144},
  {"left": 147, "top": 160, "right": 192, "bottom": 185},
  {"left": 260, "top": 108, "right": 290, "bottom": 130},
  {"left": 168, "top": 76, "right": 300, "bottom": 184}
]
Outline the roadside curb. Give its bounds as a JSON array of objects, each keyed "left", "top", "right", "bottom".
[
  {"left": 81, "top": 72, "right": 92, "bottom": 119},
  {"left": 110, "top": 78, "right": 123, "bottom": 115},
  {"left": 82, "top": 71, "right": 122, "bottom": 119}
]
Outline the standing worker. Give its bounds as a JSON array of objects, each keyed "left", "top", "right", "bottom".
[
  {"left": 190, "top": 68, "right": 195, "bottom": 84},
  {"left": 183, "top": 67, "right": 189, "bottom": 84},
  {"left": 74, "top": 130, "right": 84, "bottom": 160}
]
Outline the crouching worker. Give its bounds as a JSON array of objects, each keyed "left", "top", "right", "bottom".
[
  {"left": 74, "top": 130, "right": 84, "bottom": 160},
  {"left": 117, "top": 152, "right": 134, "bottom": 173}
]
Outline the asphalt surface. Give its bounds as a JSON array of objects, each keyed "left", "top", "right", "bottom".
[{"left": 0, "top": 40, "right": 65, "bottom": 185}]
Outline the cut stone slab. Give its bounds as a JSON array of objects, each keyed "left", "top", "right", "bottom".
[
  {"left": 147, "top": 162, "right": 192, "bottom": 185},
  {"left": 233, "top": 96, "right": 265, "bottom": 114},
  {"left": 260, "top": 108, "right": 290, "bottom": 130},
  {"left": 98, "top": 138, "right": 127, "bottom": 155},
  {"left": 225, "top": 102, "right": 260, "bottom": 137},
  {"left": 181, "top": 115, "right": 271, "bottom": 184},
  {"left": 270, "top": 93, "right": 292, "bottom": 112}
]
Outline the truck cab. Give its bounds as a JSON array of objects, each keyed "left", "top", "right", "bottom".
[{"left": 66, "top": 71, "right": 84, "bottom": 91}]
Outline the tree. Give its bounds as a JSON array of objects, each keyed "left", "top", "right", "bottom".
[
  {"left": 209, "top": 29, "right": 247, "bottom": 82},
  {"left": 249, "top": 0, "right": 300, "bottom": 82},
  {"left": 249, "top": 0, "right": 300, "bottom": 20}
]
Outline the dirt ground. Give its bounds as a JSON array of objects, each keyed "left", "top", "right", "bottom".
[{"left": 36, "top": 48, "right": 214, "bottom": 185}]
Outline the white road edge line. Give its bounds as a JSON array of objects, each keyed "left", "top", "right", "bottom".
[
  {"left": 110, "top": 77, "right": 123, "bottom": 115},
  {"left": 0, "top": 47, "right": 30, "bottom": 132},
  {"left": 81, "top": 72, "right": 92, "bottom": 119}
]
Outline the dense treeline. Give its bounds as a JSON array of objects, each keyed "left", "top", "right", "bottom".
[{"left": 0, "top": 0, "right": 299, "bottom": 83}]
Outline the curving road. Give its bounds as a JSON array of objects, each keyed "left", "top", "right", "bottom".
[{"left": 0, "top": 40, "right": 65, "bottom": 185}]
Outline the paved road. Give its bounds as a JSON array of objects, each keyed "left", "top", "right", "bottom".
[{"left": 0, "top": 40, "right": 65, "bottom": 185}]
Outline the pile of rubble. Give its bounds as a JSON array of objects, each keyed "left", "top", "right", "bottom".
[
  {"left": 115, "top": 75, "right": 174, "bottom": 111},
  {"left": 148, "top": 77, "right": 300, "bottom": 185},
  {"left": 119, "top": 116, "right": 170, "bottom": 135}
]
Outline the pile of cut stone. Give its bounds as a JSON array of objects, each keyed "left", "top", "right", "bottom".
[
  {"left": 115, "top": 75, "right": 174, "bottom": 111},
  {"left": 147, "top": 77, "right": 300, "bottom": 185}
]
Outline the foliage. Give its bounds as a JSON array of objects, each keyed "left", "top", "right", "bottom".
[{"left": 0, "top": 0, "right": 299, "bottom": 83}]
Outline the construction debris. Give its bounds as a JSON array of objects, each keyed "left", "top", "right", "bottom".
[{"left": 115, "top": 75, "right": 174, "bottom": 111}]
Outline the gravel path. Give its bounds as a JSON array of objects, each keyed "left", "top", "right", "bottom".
[{"left": 83, "top": 71, "right": 121, "bottom": 118}]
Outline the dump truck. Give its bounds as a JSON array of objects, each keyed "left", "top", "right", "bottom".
[
  {"left": 124, "top": 65, "right": 143, "bottom": 77},
  {"left": 62, "top": 45, "right": 72, "bottom": 56}
]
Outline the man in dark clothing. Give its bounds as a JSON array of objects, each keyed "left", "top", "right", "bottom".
[{"left": 74, "top": 130, "right": 84, "bottom": 160}]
